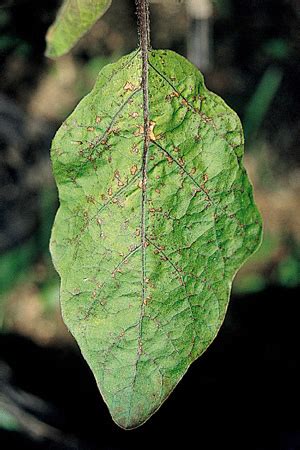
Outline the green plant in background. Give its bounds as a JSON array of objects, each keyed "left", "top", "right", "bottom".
[
  {"left": 47, "top": 0, "right": 262, "bottom": 429},
  {"left": 243, "top": 66, "right": 283, "bottom": 142},
  {"left": 46, "top": 0, "right": 112, "bottom": 58}
]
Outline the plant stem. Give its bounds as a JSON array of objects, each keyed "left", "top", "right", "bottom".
[
  {"left": 136, "top": 0, "right": 150, "bottom": 133},
  {"left": 135, "top": 0, "right": 150, "bottom": 322},
  {"left": 135, "top": 0, "right": 150, "bottom": 192},
  {"left": 136, "top": 0, "right": 151, "bottom": 49}
]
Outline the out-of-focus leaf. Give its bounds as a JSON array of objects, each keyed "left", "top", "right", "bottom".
[
  {"left": 244, "top": 66, "right": 283, "bottom": 141},
  {"left": 278, "top": 254, "right": 300, "bottom": 287},
  {"left": 45, "top": 0, "right": 112, "bottom": 58}
]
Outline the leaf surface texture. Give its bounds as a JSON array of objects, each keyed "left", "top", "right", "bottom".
[{"left": 50, "top": 50, "right": 262, "bottom": 428}]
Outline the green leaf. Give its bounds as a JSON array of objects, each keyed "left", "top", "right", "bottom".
[
  {"left": 50, "top": 50, "right": 262, "bottom": 429},
  {"left": 45, "top": 0, "right": 112, "bottom": 58}
]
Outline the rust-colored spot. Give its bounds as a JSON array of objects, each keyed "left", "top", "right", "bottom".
[
  {"left": 190, "top": 167, "right": 197, "bottom": 175},
  {"left": 149, "top": 121, "right": 156, "bottom": 141},
  {"left": 181, "top": 98, "right": 189, "bottom": 107},
  {"left": 200, "top": 184, "right": 209, "bottom": 195},
  {"left": 124, "top": 81, "right": 135, "bottom": 92},
  {"left": 132, "top": 144, "right": 139, "bottom": 154},
  {"left": 134, "top": 125, "right": 144, "bottom": 137},
  {"left": 135, "top": 228, "right": 140, "bottom": 237},
  {"left": 86, "top": 195, "right": 96, "bottom": 204},
  {"left": 87, "top": 127, "right": 95, "bottom": 132},
  {"left": 108, "top": 187, "right": 113, "bottom": 196},
  {"left": 138, "top": 179, "right": 146, "bottom": 190},
  {"left": 166, "top": 91, "right": 180, "bottom": 101},
  {"left": 109, "top": 127, "right": 120, "bottom": 135},
  {"left": 155, "top": 188, "right": 160, "bottom": 194},
  {"left": 118, "top": 180, "right": 124, "bottom": 187},
  {"left": 131, "top": 112, "right": 139, "bottom": 119},
  {"left": 203, "top": 173, "right": 209, "bottom": 183},
  {"left": 96, "top": 116, "right": 101, "bottom": 123},
  {"left": 131, "top": 165, "right": 138, "bottom": 175},
  {"left": 144, "top": 295, "right": 151, "bottom": 306}
]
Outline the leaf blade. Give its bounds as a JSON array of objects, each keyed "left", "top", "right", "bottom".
[
  {"left": 45, "top": 0, "right": 112, "bottom": 58},
  {"left": 50, "top": 50, "right": 262, "bottom": 428}
]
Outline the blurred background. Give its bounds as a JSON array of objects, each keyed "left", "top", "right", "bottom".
[{"left": 0, "top": 0, "right": 299, "bottom": 448}]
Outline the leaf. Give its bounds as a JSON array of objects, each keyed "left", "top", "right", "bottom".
[
  {"left": 50, "top": 50, "right": 262, "bottom": 429},
  {"left": 45, "top": 0, "right": 112, "bottom": 58}
]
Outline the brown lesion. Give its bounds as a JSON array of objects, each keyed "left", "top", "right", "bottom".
[
  {"left": 111, "top": 244, "right": 142, "bottom": 279},
  {"left": 124, "top": 81, "right": 138, "bottom": 92},
  {"left": 148, "top": 58, "right": 243, "bottom": 154},
  {"left": 150, "top": 139, "right": 212, "bottom": 202}
]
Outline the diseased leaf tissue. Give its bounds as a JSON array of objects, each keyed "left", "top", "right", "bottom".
[{"left": 50, "top": 50, "right": 262, "bottom": 429}]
